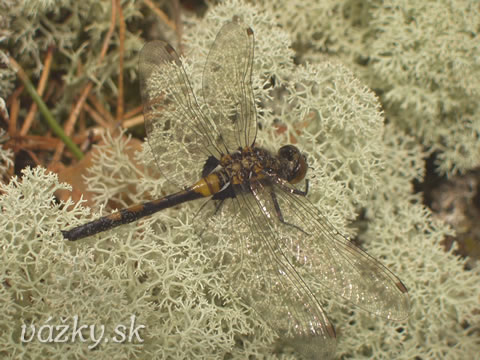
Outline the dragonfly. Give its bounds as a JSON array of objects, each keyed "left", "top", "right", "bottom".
[{"left": 62, "top": 20, "right": 409, "bottom": 359}]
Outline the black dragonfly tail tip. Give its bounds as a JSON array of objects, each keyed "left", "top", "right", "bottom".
[
  {"left": 61, "top": 229, "right": 79, "bottom": 241},
  {"left": 61, "top": 230, "right": 71, "bottom": 241}
]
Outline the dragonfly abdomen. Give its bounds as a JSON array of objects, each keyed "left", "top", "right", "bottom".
[
  {"left": 62, "top": 188, "right": 204, "bottom": 241},
  {"left": 62, "top": 171, "right": 230, "bottom": 241}
]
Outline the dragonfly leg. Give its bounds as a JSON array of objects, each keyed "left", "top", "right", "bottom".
[{"left": 269, "top": 188, "right": 308, "bottom": 235}]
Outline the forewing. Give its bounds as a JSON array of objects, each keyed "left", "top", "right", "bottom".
[
  {"left": 209, "top": 183, "right": 336, "bottom": 359},
  {"left": 270, "top": 181, "right": 410, "bottom": 321},
  {"left": 202, "top": 21, "right": 257, "bottom": 152},
  {"left": 139, "top": 41, "right": 222, "bottom": 187}
]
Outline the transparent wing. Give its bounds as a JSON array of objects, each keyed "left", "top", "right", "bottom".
[
  {"left": 202, "top": 21, "right": 257, "bottom": 152},
  {"left": 203, "top": 183, "right": 336, "bottom": 359},
  {"left": 139, "top": 41, "right": 223, "bottom": 187},
  {"left": 267, "top": 180, "right": 410, "bottom": 321}
]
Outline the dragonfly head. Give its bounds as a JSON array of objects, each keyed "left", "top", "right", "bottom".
[{"left": 277, "top": 145, "right": 308, "bottom": 184}]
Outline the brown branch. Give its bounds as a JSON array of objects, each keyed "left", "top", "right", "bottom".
[
  {"left": 122, "top": 114, "right": 144, "bottom": 129},
  {"left": 25, "top": 149, "right": 41, "bottom": 166},
  {"left": 53, "top": 0, "right": 118, "bottom": 161},
  {"left": 143, "top": 0, "right": 177, "bottom": 31},
  {"left": 123, "top": 104, "right": 143, "bottom": 120},
  {"left": 20, "top": 46, "right": 54, "bottom": 136},
  {"left": 171, "top": 0, "right": 184, "bottom": 53},
  {"left": 84, "top": 102, "right": 110, "bottom": 128},
  {"left": 88, "top": 94, "right": 115, "bottom": 123},
  {"left": 6, "top": 84, "right": 24, "bottom": 138},
  {"left": 115, "top": 0, "right": 125, "bottom": 123},
  {"left": 9, "top": 96, "right": 19, "bottom": 137}
]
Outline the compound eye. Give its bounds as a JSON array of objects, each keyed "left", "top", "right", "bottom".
[
  {"left": 278, "top": 145, "right": 308, "bottom": 184},
  {"left": 278, "top": 145, "right": 299, "bottom": 161}
]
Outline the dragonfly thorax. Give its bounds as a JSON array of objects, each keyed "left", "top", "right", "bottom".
[{"left": 219, "top": 145, "right": 307, "bottom": 186}]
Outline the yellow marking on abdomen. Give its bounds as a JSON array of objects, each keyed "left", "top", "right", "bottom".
[
  {"left": 107, "top": 212, "right": 123, "bottom": 221},
  {"left": 191, "top": 173, "right": 222, "bottom": 197}
]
